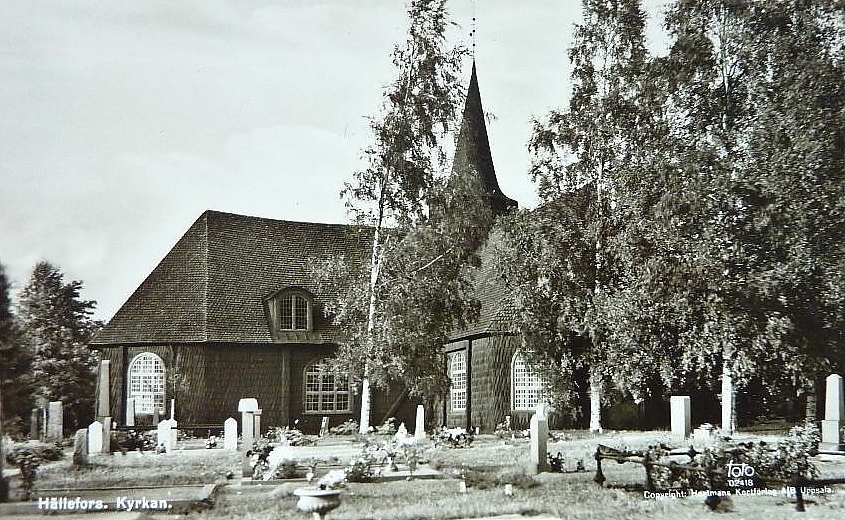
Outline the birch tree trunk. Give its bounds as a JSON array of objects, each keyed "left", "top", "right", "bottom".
[
  {"left": 589, "top": 368, "right": 602, "bottom": 433},
  {"left": 720, "top": 364, "right": 735, "bottom": 435}
]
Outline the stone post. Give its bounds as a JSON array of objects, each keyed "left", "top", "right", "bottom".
[
  {"left": 529, "top": 404, "right": 549, "bottom": 474},
  {"left": 223, "top": 417, "right": 237, "bottom": 451},
  {"left": 670, "top": 396, "right": 691, "bottom": 440},
  {"left": 125, "top": 398, "right": 135, "bottom": 427},
  {"left": 46, "top": 401, "right": 63, "bottom": 441},
  {"left": 253, "top": 409, "right": 262, "bottom": 439},
  {"left": 96, "top": 360, "right": 110, "bottom": 420},
  {"left": 415, "top": 405, "right": 426, "bottom": 441},
  {"left": 821, "top": 374, "right": 844, "bottom": 451}
]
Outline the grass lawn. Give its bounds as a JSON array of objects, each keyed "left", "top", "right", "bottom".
[{"left": 6, "top": 431, "right": 844, "bottom": 519}]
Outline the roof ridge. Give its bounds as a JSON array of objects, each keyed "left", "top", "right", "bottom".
[{"left": 201, "top": 208, "right": 369, "bottom": 230}]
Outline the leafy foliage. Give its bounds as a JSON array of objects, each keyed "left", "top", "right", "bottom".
[
  {"left": 0, "top": 261, "right": 34, "bottom": 431},
  {"left": 17, "top": 262, "right": 101, "bottom": 431}
]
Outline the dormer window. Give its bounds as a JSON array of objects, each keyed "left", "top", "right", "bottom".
[{"left": 267, "top": 289, "right": 313, "bottom": 332}]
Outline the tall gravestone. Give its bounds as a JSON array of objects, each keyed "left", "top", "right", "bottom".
[
  {"left": 529, "top": 404, "right": 549, "bottom": 474},
  {"left": 319, "top": 416, "right": 330, "bottom": 437},
  {"left": 30, "top": 408, "right": 39, "bottom": 439},
  {"left": 87, "top": 421, "right": 103, "bottom": 455},
  {"left": 96, "top": 360, "right": 110, "bottom": 420},
  {"left": 821, "top": 374, "right": 844, "bottom": 451},
  {"left": 415, "top": 405, "right": 426, "bottom": 441},
  {"left": 223, "top": 417, "right": 237, "bottom": 451},
  {"left": 72, "top": 429, "right": 88, "bottom": 468},
  {"left": 46, "top": 401, "right": 63, "bottom": 441},
  {"left": 101, "top": 416, "right": 112, "bottom": 454},
  {"left": 670, "top": 396, "right": 691, "bottom": 440},
  {"left": 253, "top": 409, "right": 262, "bottom": 438},
  {"left": 125, "top": 398, "right": 135, "bottom": 427},
  {"left": 238, "top": 398, "right": 259, "bottom": 475}
]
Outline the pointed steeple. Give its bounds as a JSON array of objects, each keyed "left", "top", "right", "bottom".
[{"left": 451, "top": 62, "right": 517, "bottom": 216}]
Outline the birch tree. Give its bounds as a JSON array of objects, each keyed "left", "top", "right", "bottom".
[{"left": 337, "top": 0, "right": 468, "bottom": 432}]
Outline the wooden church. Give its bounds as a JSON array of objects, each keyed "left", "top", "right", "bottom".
[{"left": 90, "top": 64, "right": 545, "bottom": 433}]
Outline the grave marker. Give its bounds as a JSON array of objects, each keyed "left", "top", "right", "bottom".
[
  {"left": 670, "top": 396, "right": 691, "bottom": 440},
  {"left": 102, "top": 416, "right": 112, "bottom": 453},
  {"left": 319, "top": 416, "right": 330, "bottom": 437},
  {"left": 415, "top": 405, "right": 425, "bottom": 441},
  {"left": 223, "top": 417, "right": 237, "bottom": 451},
  {"left": 253, "top": 409, "right": 262, "bottom": 438},
  {"left": 529, "top": 404, "right": 549, "bottom": 474},
  {"left": 96, "top": 360, "right": 110, "bottom": 419},
  {"left": 821, "top": 374, "right": 844, "bottom": 451},
  {"left": 125, "top": 398, "right": 135, "bottom": 427},
  {"left": 46, "top": 401, "right": 63, "bottom": 441},
  {"left": 30, "top": 408, "right": 38, "bottom": 439},
  {"left": 87, "top": 421, "right": 103, "bottom": 455},
  {"left": 72, "top": 429, "right": 88, "bottom": 468},
  {"left": 157, "top": 419, "right": 174, "bottom": 453},
  {"left": 238, "top": 398, "right": 259, "bottom": 475}
]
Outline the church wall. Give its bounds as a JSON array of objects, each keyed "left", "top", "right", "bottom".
[{"left": 470, "top": 335, "right": 519, "bottom": 432}]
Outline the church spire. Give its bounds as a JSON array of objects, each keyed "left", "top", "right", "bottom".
[{"left": 451, "top": 62, "right": 517, "bottom": 216}]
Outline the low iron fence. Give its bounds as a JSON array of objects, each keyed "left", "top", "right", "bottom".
[{"left": 593, "top": 444, "right": 845, "bottom": 512}]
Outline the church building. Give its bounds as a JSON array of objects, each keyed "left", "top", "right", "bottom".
[{"left": 90, "top": 64, "right": 543, "bottom": 433}]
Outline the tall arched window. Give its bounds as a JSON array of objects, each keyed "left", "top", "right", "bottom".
[
  {"left": 511, "top": 353, "right": 543, "bottom": 410},
  {"left": 128, "top": 353, "right": 165, "bottom": 414},
  {"left": 450, "top": 351, "right": 467, "bottom": 411},
  {"left": 304, "top": 359, "right": 352, "bottom": 413}
]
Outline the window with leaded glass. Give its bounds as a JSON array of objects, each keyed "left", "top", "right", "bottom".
[
  {"left": 511, "top": 353, "right": 543, "bottom": 410},
  {"left": 128, "top": 352, "right": 166, "bottom": 415},
  {"left": 279, "top": 292, "right": 311, "bottom": 331},
  {"left": 304, "top": 359, "right": 352, "bottom": 413},
  {"left": 450, "top": 351, "right": 466, "bottom": 411}
]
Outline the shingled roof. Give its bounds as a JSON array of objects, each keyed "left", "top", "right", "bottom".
[
  {"left": 451, "top": 62, "right": 518, "bottom": 217},
  {"left": 92, "top": 210, "right": 372, "bottom": 346},
  {"left": 448, "top": 230, "right": 517, "bottom": 341}
]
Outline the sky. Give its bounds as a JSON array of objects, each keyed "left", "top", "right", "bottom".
[{"left": 0, "top": 0, "right": 670, "bottom": 322}]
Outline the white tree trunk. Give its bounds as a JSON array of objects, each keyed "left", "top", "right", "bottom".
[
  {"left": 589, "top": 369, "right": 603, "bottom": 433},
  {"left": 721, "top": 364, "right": 736, "bottom": 435},
  {"left": 359, "top": 217, "right": 384, "bottom": 434}
]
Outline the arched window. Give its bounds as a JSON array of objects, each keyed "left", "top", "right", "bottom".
[
  {"left": 511, "top": 353, "right": 543, "bottom": 411},
  {"left": 270, "top": 290, "right": 312, "bottom": 331},
  {"left": 304, "top": 359, "right": 352, "bottom": 413},
  {"left": 450, "top": 351, "right": 467, "bottom": 411},
  {"left": 128, "top": 353, "right": 165, "bottom": 414}
]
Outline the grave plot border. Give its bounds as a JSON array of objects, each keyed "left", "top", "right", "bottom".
[{"left": 592, "top": 444, "right": 845, "bottom": 512}]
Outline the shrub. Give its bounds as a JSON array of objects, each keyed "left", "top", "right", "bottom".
[
  {"left": 328, "top": 419, "right": 359, "bottom": 436},
  {"left": 434, "top": 427, "right": 473, "bottom": 448},
  {"left": 111, "top": 430, "right": 155, "bottom": 453}
]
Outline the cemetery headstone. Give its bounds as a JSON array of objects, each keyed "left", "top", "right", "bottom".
[
  {"left": 721, "top": 373, "right": 735, "bottom": 435},
  {"left": 30, "top": 408, "right": 38, "bottom": 439},
  {"left": 529, "top": 405, "right": 549, "bottom": 474},
  {"left": 223, "top": 417, "right": 237, "bottom": 451},
  {"left": 46, "top": 401, "right": 63, "bottom": 441},
  {"left": 102, "top": 416, "right": 112, "bottom": 454},
  {"left": 253, "top": 409, "right": 262, "bottom": 438},
  {"left": 670, "top": 396, "right": 691, "bottom": 440},
  {"left": 415, "top": 405, "right": 425, "bottom": 440},
  {"left": 72, "top": 429, "right": 88, "bottom": 468},
  {"left": 319, "top": 416, "right": 330, "bottom": 437},
  {"left": 157, "top": 419, "right": 174, "bottom": 453},
  {"left": 96, "top": 360, "right": 110, "bottom": 419},
  {"left": 170, "top": 419, "right": 178, "bottom": 450},
  {"left": 87, "top": 421, "right": 103, "bottom": 455},
  {"left": 170, "top": 399, "right": 175, "bottom": 421},
  {"left": 125, "top": 398, "right": 136, "bottom": 427},
  {"left": 238, "top": 398, "right": 259, "bottom": 475},
  {"left": 821, "top": 374, "right": 844, "bottom": 450}
]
